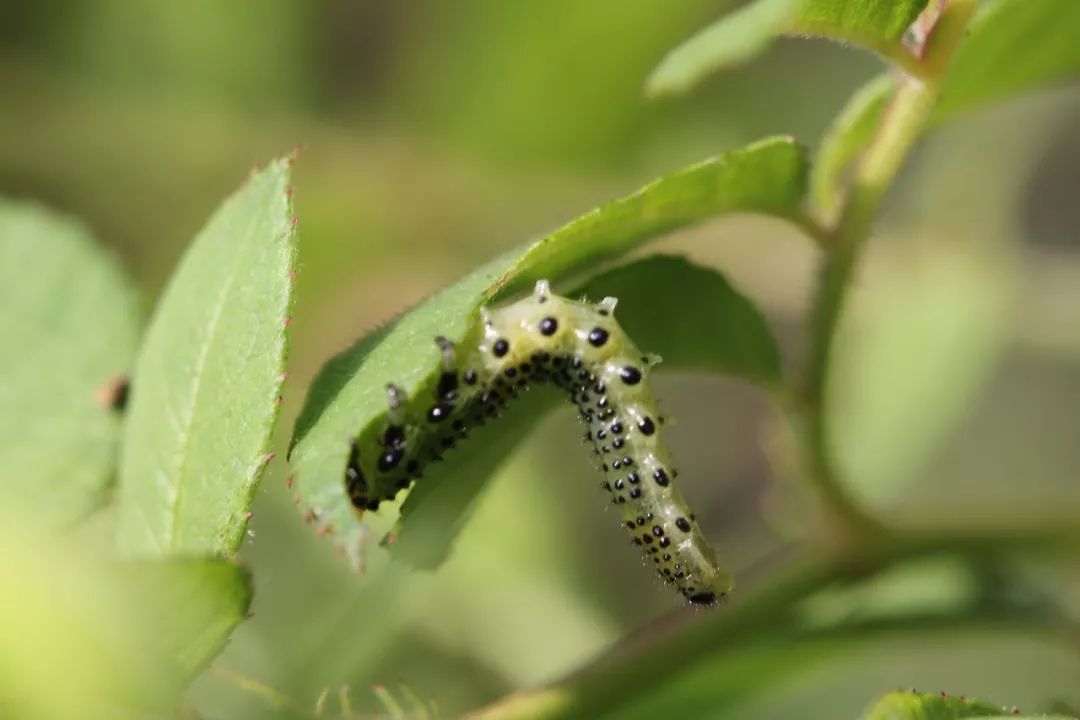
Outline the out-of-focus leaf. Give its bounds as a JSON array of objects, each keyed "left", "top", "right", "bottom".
[
  {"left": 467, "top": 573, "right": 1063, "bottom": 720},
  {"left": 860, "top": 690, "right": 1024, "bottom": 719},
  {"left": 646, "top": 0, "right": 805, "bottom": 98},
  {"left": 393, "top": 1, "right": 713, "bottom": 167},
  {"left": 0, "top": 510, "right": 252, "bottom": 719},
  {"left": 830, "top": 243, "right": 1016, "bottom": 508},
  {"left": 810, "top": 74, "right": 894, "bottom": 222},
  {"left": 794, "top": 1, "right": 928, "bottom": 67},
  {"left": 124, "top": 557, "right": 253, "bottom": 682},
  {"left": 647, "top": 0, "right": 928, "bottom": 97},
  {"left": 937, "top": 0, "right": 1080, "bottom": 119},
  {"left": 1047, "top": 701, "right": 1080, "bottom": 718},
  {"left": 0, "top": 199, "right": 139, "bottom": 524},
  {"left": 116, "top": 157, "right": 297, "bottom": 557},
  {"left": 389, "top": 255, "right": 780, "bottom": 567},
  {"left": 797, "top": 558, "right": 979, "bottom": 631},
  {"left": 812, "top": 0, "right": 1080, "bottom": 216},
  {"left": 288, "top": 137, "right": 807, "bottom": 566}
]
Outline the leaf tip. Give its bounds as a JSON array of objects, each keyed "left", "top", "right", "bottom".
[{"left": 643, "top": 64, "right": 685, "bottom": 100}]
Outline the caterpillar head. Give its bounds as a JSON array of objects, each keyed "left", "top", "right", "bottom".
[{"left": 477, "top": 280, "right": 623, "bottom": 368}]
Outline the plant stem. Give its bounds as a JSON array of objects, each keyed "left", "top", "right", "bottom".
[
  {"left": 467, "top": 559, "right": 841, "bottom": 720},
  {"left": 467, "top": 522, "right": 1080, "bottom": 720},
  {"left": 797, "top": 0, "right": 980, "bottom": 542}
]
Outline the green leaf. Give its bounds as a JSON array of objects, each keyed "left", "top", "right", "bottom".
[
  {"left": 860, "top": 690, "right": 1020, "bottom": 720},
  {"left": 937, "top": 0, "right": 1080, "bottom": 119},
  {"left": 288, "top": 137, "right": 806, "bottom": 565},
  {"left": 117, "top": 157, "right": 297, "bottom": 557},
  {"left": 0, "top": 509, "right": 252, "bottom": 719},
  {"left": 495, "top": 137, "right": 809, "bottom": 294},
  {"left": 0, "top": 199, "right": 140, "bottom": 524},
  {"left": 793, "top": 1, "right": 928, "bottom": 70},
  {"left": 810, "top": 74, "right": 894, "bottom": 222},
  {"left": 812, "top": 0, "right": 1080, "bottom": 215},
  {"left": 646, "top": 0, "right": 805, "bottom": 98},
  {"left": 124, "top": 557, "right": 253, "bottom": 682},
  {"left": 575, "top": 255, "right": 781, "bottom": 386},
  {"left": 830, "top": 243, "right": 1015, "bottom": 508},
  {"left": 647, "top": 0, "right": 928, "bottom": 98},
  {"left": 388, "top": 255, "right": 781, "bottom": 567}
]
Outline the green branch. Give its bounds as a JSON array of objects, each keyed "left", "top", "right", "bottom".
[
  {"left": 796, "top": 0, "right": 981, "bottom": 542},
  {"left": 468, "top": 521, "right": 1080, "bottom": 720}
]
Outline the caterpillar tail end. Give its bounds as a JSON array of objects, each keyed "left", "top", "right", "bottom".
[
  {"left": 689, "top": 570, "right": 734, "bottom": 606},
  {"left": 686, "top": 536, "right": 734, "bottom": 607}
]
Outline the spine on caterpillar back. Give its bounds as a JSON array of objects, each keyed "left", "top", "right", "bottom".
[{"left": 345, "top": 280, "right": 733, "bottom": 604}]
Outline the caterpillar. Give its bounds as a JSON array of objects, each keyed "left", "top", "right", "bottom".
[{"left": 345, "top": 280, "right": 733, "bottom": 605}]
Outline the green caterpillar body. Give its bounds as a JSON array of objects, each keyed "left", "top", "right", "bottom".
[{"left": 346, "top": 280, "right": 733, "bottom": 605}]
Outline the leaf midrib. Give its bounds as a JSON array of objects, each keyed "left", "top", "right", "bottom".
[{"left": 162, "top": 203, "right": 261, "bottom": 551}]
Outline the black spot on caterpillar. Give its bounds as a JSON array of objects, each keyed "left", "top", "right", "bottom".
[{"left": 346, "top": 280, "right": 733, "bottom": 605}]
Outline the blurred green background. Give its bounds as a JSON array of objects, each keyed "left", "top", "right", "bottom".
[{"left": 2, "top": 0, "right": 1079, "bottom": 717}]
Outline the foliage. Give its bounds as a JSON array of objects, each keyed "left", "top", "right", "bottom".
[
  {"left": 1, "top": 160, "right": 286, "bottom": 717},
  {"left": 0, "top": 200, "right": 139, "bottom": 524},
  {"left": 116, "top": 158, "right": 297, "bottom": 557},
  {"left": 860, "top": 690, "right": 1072, "bottom": 720},
  {"left": 0, "top": 508, "right": 251, "bottom": 718},
  {"left": 3, "top": 0, "right": 1080, "bottom": 718}
]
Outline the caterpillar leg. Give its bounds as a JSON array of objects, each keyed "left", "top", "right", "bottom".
[
  {"left": 385, "top": 383, "right": 407, "bottom": 418},
  {"left": 345, "top": 438, "right": 370, "bottom": 512},
  {"left": 376, "top": 384, "right": 408, "bottom": 475},
  {"left": 434, "top": 336, "right": 459, "bottom": 401}
]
